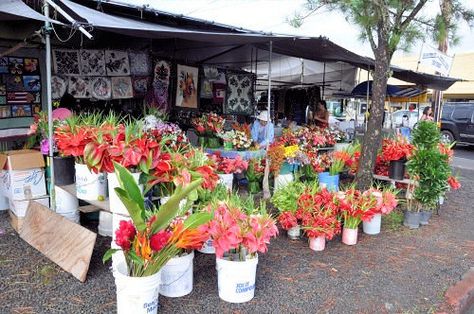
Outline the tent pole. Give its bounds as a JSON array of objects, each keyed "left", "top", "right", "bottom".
[
  {"left": 44, "top": 1, "right": 55, "bottom": 211},
  {"left": 267, "top": 41, "right": 272, "bottom": 140},
  {"left": 322, "top": 62, "right": 326, "bottom": 99},
  {"left": 262, "top": 41, "right": 272, "bottom": 200}
]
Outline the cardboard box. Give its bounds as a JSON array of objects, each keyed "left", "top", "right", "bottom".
[
  {"left": 8, "top": 209, "right": 22, "bottom": 233},
  {"left": 9, "top": 197, "right": 50, "bottom": 217},
  {"left": 0, "top": 150, "right": 46, "bottom": 200}
]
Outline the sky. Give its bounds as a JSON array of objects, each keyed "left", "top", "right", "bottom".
[{"left": 121, "top": 0, "right": 474, "bottom": 58}]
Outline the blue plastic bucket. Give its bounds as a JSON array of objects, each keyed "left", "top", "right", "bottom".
[
  {"left": 279, "top": 162, "right": 295, "bottom": 175},
  {"left": 318, "top": 172, "right": 339, "bottom": 191}
]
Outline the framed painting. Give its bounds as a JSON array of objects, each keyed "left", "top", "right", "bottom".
[{"left": 175, "top": 64, "right": 198, "bottom": 109}]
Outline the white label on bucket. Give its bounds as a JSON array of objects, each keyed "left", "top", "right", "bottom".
[
  {"left": 143, "top": 300, "right": 158, "bottom": 313},
  {"left": 236, "top": 281, "right": 255, "bottom": 294}
]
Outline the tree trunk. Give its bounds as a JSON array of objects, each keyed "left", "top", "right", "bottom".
[{"left": 355, "top": 46, "right": 390, "bottom": 191}]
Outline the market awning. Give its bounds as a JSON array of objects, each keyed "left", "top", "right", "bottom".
[
  {"left": 0, "top": 0, "right": 57, "bottom": 22},
  {"left": 351, "top": 81, "right": 425, "bottom": 99}
]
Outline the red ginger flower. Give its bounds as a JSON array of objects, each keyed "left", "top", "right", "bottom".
[
  {"left": 150, "top": 230, "right": 171, "bottom": 252},
  {"left": 278, "top": 211, "right": 298, "bottom": 230},
  {"left": 448, "top": 176, "right": 461, "bottom": 190},
  {"left": 115, "top": 220, "right": 136, "bottom": 251}
]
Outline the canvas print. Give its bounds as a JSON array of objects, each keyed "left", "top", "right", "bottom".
[
  {"left": 23, "top": 75, "right": 41, "bottom": 92},
  {"left": 79, "top": 50, "right": 106, "bottom": 76},
  {"left": 53, "top": 49, "right": 80, "bottom": 75},
  {"left": 0, "top": 84, "right": 5, "bottom": 95},
  {"left": 11, "top": 104, "right": 32, "bottom": 117},
  {"left": 105, "top": 50, "right": 130, "bottom": 76},
  {"left": 0, "top": 57, "right": 8, "bottom": 73},
  {"left": 0, "top": 106, "right": 11, "bottom": 118},
  {"left": 7, "top": 91, "right": 37, "bottom": 104},
  {"left": 5, "top": 75, "right": 24, "bottom": 91},
  {"left": 8, "top": 57, "right": 23, "bottom": 75},
  {"left": 91, "top": 77, "right": 112, "bottom": 100},
  {"left": 32, "top": 104, "right": 42, "bottom": 114},
  {"left": 176, "top": 64, "right": 198, "bottom": 108},
  {"left": 152, "top": 60, "right": 170, "bottom": 111},
  {"left": 129, "top": 52, "right": 151, "bottom": 76},
  {"left": 24, "top": 58, "right": 39, "bottom": 74},
  {"left": 51, "top": 76, "right": 67, "bottom": 99},
  {"left": 224, "top": 73, "right": 254, "bottom": 115},
  {"left": 0, "top": 96, "right": 5, "bottom": 105},
  {"left": 68, "top": 76, "right": 91, "bottom": 98},
  {"left": 111, "top": 76, "right": 133, "bottom": 99},
  {"left": 132, "top": 76, "right": 149, "bottom": 97}
]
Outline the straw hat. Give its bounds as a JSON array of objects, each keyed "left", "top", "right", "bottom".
[{"left": 256, "top": 110, "right": 270, "bottom": 122}]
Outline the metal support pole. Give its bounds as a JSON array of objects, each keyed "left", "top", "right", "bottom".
[
  {"left": 267, "top": 41, "right": 272, "bottom": 141},
  {"left": 322, "top": 62, "right": 326, "bottom": 99},
  {"left": 44, "top": 1, "right": 55, "bottom": 211}
]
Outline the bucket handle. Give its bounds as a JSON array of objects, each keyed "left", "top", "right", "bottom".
[{"left": 160, "top": 262, "right": 192, "bottom": 287}]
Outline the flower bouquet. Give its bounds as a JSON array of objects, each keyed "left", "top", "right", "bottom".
[
  {"left": 103, "top": 163, "right": 211, "bottom": 313},
  {"left": 200, "top": 197, "right": 278, "bottom": 303},
  {"left": 231, "top": 130, "right": 253, "bottom": 151},
  {"left": 209, "top": 152, "right": 248, "bottom": 191},
  {"left": 245, "top": 158, "right": 265, "bottom": 194},
  {"left": 218, "top": 130, "right": 236, "bottom": 150},
  {"left": 361, "top": 187, "right": 398, "bottom": 235},
  {"left": 272, "top": 181, "right": 306, "bottom": 239},
  {"left": 381, "top": 135, "right": 414, "bottom": 180}
]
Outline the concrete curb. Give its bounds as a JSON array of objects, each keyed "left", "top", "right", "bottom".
[{"left": 438, "top": 268, "right": 474, "bottom": 314}]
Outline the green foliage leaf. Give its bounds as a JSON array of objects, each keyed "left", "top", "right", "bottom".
[
  {"left": 114, "top": 162, "right": 145, "bottom": 211},
  {"left": 114, "top": 187, "right": 147, "bottom": 231},
  {"left": 183, "top": 212, "right": 212, "bottom": 229},
  {"left": 102, "top": 248, "right": 119, "bottom": 263}
]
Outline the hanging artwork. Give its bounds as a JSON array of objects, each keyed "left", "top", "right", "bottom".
[
  {"left": 51, "top": 76, "right": 67, "bottom": 99},
  {"left": 90, "top": 77, "right": 112, "bottom": 100},
  {"left": 0, "top": 84, "right": 6, "bottom": 95},
  {"left": 32, "top": 104, "right": 41, "bottom": 114},
  {"left": 79, "top": 50, "right": 106, "bottom": 76},
  {"left": 212, "top": 83, "right": 226, "bottom": 105},
  {"left": 0, "top": 57, "right": 9, "bottom": 73},
  {"left": 11, "top": 104, "right": 32, "bottom": 117},
  {"left": 132, "top": 76, "right": 149, "bottom": 97},
  {"left": 200, "top": 66, "right": 220, "bottom": 99},
  {"left": 8, "top": 57, "right": 23, "bottom": 75},
  {"left": 0, "top": 96, "right": 5, "bottom": 105},
  {"left": 53, "top": 50, "right": 80, "bottom": 75},
  {"left": 176, "top": 64, "right": 198, "bottom": 108},
  {"left": 6, "top": 75, "right": 24, "bottom": 91},
  {"left": 152, "top": 60, "right": 170, "bottom": 111},
  {"left": 23, "top": 75, "right": 41, "bottom": 92},
  {"left": 0, "top": 106, "right": 11, "bottom": 118},
  {"left": 24, "top": 58, "right": 39, "bottom": 74},
  {"left": 224, "top": 73, "right": 254, "bottom": 115},
  {"left": 129, "top": 52, "right": 151, "bottom": 76},
  {"left": 105, "top": 50, "right": 130, "bottom": 76},
  {"left": 111, "top": 76, "right": 133, "bottom": 99},
  {"left": 68, "top": 77, "right": 91, "bottom": 98},
  {"left": 7, "top": 91, "right": 38, "bottom": 104}
]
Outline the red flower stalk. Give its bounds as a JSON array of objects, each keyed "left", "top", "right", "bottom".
[{"left": 115, "top": 220, "right": 136, "bottom": 251}]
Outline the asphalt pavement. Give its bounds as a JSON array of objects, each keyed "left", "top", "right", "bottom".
[{"left": 453, "top": 145, "right": 474, "bottom": 170}]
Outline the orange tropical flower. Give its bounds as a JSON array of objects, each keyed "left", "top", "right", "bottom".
[{"left": 134, "top": 231, "right": 153, "bottom": 262}]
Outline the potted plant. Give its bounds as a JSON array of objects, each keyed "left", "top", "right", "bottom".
[
  {"left": 298, "top": 187, "right": 341, "bottom": 251},
  {"left": 272, "top": 181, "right": 306, "bottom": 239},
  {"left": 200, "top": 196, "right": 278, "bottom": 303},
  {"left": 317, "top": 151, "right": 350, "bottom": 191},
  {"left": 245, "top": 158, "right": 265, "bottom": 194},
  {"left": 209, "top": 152, "right": 248, "bottom": 191},
  {"left": 361, "top": 187, "right": 398, "bottom": 235},
  {"left": 380, "top": 136, "right": 413, "bottom": 180},
  {"left": 103, "top": 163, "right": 211, "bottom": 314}
]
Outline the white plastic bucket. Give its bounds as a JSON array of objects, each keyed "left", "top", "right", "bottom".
[
  {"left": 75, "top": 163, "right": 107, "bottom": 201},
  {"left": 218, "top": 173, "right": 234, "bottom": 191},
  {"left": 54, "top": 185, "right": 79, "bottom": 214},
  {"left": 112, "top": 213, "right": 131, "bottom": 269},
  {"left": 198, "top": 238, "right": 215, "bottom": 254},
  {"left": 362, "top": 213, "right": 382, "bottom": 235},
  {"left": 334, "top": 142, "right": 350, "bottom": 151},
  {"left": 160, "top": 251, "right": 194, "bottom": 298},
  {"left": 216, "top": 255, "right": 258, "bottom": 303},
  {"left": 309, "top": 236, "right": 326, "bottom": 251},
  {"left": 108, "top": 172, "right": 141, "bottom": 216},
  {"left": 274, "top": 173, "right": 294, "bottom": 191},
  {"left": 98, "top": 211, "right": 113, "bottom": 237},
  {"left": 287, "top": 225, "right": 301, "bottom": 240},
  {"left": 61, "top": 210, "right": 80, "bottom": 224},
  {"left": 114, "top": 261, "right": 162, "bottom": 314}
]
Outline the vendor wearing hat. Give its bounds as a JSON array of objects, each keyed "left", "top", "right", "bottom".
[{"left": 251, "top": 110, "right": 275, "bottom": 149}]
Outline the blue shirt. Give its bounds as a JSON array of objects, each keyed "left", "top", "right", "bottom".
[{"left": 251, "top": 120, "right": 274, "bottom": 148}]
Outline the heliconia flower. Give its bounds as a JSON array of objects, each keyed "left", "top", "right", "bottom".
[
  {"left": 115, "top": 220, "right": 136, "bottom": 251},
  {"left": 134, "top": 231, "right": 153, "bottom": 261},
  {"left": 278, "top": 211, "right": 298, "bottom": 230}
]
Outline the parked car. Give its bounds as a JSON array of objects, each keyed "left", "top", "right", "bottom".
[
  {"left": 385, "top": 107, "right": 429, "bottom": 129},
  {"left": 441, "top": 102, "right": 474, "bottom": 145}
]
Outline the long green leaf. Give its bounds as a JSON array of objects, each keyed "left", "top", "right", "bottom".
[
  {"left": 102, "top": 248, "right": 119, "bottom": 263},
  {"left": 151, "top": 179, "right": 203, "bottom": 234},
  {"left": 115, "top": 187, "right": 147, "bottom": 231},
  {"left": 183, "top": 212, "right": 212, "bottom": 229},
  {"left": 113, "top": 162, "right": 145, "bottom": 211}
]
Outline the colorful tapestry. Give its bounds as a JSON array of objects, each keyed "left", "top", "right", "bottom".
[
  {"left": 132, "top": 76, "right": 150, "bottom": 97},
  {"left": 90, "top": 77, "right": 112, "bottom": 100},
  {"left": 176, "top": 64, "right": 198, "bottom": 108},
  {"left": 11, "top": 104, "right": 31, "bottom": 117},
  {"left": 111, "top": 76, "right": 133, "bottom": 99},
  {"left": 224, "top": 73, "right": 254, "bottom": 115},
  {"left": 5, "top": 75, "right": 24, "bottom": 91},
  {"left": 0, "top": 96, "right": 5, "bottom": 105},
  {"left": 129, "top": 52, "right": 151, "bottom": 76},
  {"left": 0, "top": 57, "right": 9, "bottom": 73},
  {"left": 23, "top": 75, "right": 41, "bottom": 92},
  {"left": 51, "top": 76, "right": 67, "bottom": 99},
  {"left": 24, "top": 58, "right": 39, "bottom": 74},
  {"left": 152, "top": 60, "right": 170, "bottom": 111},
  {"left": 8, "top": 57, "right": 23, "bottom": 75},
  {"left": 68, "top": 76, "right": 91, "bottom": 98},
  {"left": 79, "top": 50, "right": 106, "bottom": 76},
  {"left": 53, "top": 50, "right": 80, "bottom": 75},
  {"left": 0, "top": 106, "right": 10, "bottom": 118},
  {"left": 0, "top": 83, "right": 5, "bottom": 95},
  {"left": 7, "top": 91, "right": 39, "bottom": 104},
  {"left": 105, "top": 50, "right": 130, "bottom": 76}
]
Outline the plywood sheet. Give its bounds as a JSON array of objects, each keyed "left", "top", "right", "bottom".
[{"left": 19, "top": 201, "right": 97, "bottom": 282}]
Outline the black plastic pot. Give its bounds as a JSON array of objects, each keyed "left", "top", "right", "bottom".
[
  {"left": 53, "top": 156, "right": 75, "bottom": 186},
  {"left": 403, "top": 211, "right": 421, "bottom": 229},
  {"left": 419, "top": 211, "right": 432, "bottom": 225},
  {"left": 389, "top": 159, "right": 406, "bottom": 180}
]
